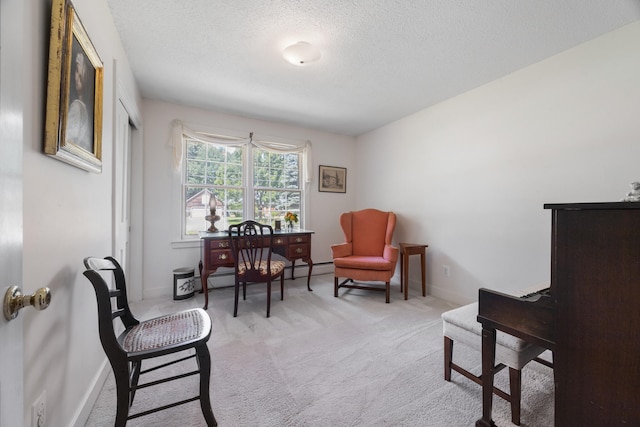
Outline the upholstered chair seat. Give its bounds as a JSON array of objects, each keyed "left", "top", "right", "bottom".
[{"left": 442, "top": 302, "right": 552, "bottom": 425}]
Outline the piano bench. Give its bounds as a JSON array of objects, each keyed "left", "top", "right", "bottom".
[{"left": 442, "top": 302, "right": 549, "bottom": 426}]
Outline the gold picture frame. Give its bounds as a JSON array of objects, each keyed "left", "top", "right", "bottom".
[
  {"left": 44, "top": 0, "right": 103, "bottom": 173},
  {"left": 319, "top": 165, "right": 347, "bottom": 193}
]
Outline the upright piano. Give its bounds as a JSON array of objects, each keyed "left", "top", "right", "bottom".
[{"left": 476, "top": 202, "right": 640, "bottom": 426}]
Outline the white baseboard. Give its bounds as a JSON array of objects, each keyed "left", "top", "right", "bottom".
[
  {"left": 144, "top": 263, "right": 335, "bottom": 299},
  {"left": 71, "top": 357, "right": 110, "bottom": 427},
  {"left": 429, "top": 284, "right": 473, "bottom": 306}
]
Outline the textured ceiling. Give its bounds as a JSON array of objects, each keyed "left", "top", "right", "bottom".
[{"left": 107, "top": 0, "right": 640, "bottom": 136}]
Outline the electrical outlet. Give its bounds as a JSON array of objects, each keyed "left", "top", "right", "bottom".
[
  {"left": 32, "top": 390, "right": 46, "bottom": 427},
  {"left": 443, "top": 265, "right": 451, "bottom": 277}
]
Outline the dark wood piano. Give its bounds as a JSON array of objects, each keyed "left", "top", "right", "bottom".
[{"left": 476, "top": 202, "right": 640, "bottom": 426}]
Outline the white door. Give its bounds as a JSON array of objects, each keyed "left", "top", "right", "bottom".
[
  {"left": 113, "top": 100, "right": 132, "bottom": 274},
  {"left": 0, "top": 0, "right": 25, "bottom": 425}
]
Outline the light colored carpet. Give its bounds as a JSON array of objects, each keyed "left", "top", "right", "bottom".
[{"left": 85, "top": 273, "right": 554, "bottom": 426}]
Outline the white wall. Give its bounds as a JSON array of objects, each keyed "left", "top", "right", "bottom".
[
  {"left": 141, "top": 100, "right": 356, "bottom": 298},
  {"left": 18, "top": 3, "right": 639, "bottom": 424},
  {"left": 356, "top": 22, "right": 640, "bottom": 305},
  {"left": 22, "top": 1, "right": 141, "bottom": 426}
]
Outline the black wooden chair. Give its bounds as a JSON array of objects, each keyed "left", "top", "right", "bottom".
[
  {"left": 83, "top": 256, "right": 217, "bottom": 426},
  {"left": 228, "top": 220, "right": 286, "bottom": 317}
]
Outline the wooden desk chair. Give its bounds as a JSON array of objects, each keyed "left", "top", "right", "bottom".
[
  {"left": 228, "top": 220, "right": 286, "bottom": 318},
  {"left": 83, "top": 256, "right": 217, "bottom": 426}
]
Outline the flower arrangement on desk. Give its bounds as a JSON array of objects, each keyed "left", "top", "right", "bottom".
[{"left": 284, "top": 212, "right": 298, "bottom": 229}]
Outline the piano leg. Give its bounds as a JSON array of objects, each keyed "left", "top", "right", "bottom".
[
  {"left": 509, "top": 367, "right": 521, "bottom": 425},
  {"left": 476, "top": 326, "right": 497, "bottom": 427}
]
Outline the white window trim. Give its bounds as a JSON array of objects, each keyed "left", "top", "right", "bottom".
[{"left": 170, "top": 120, "right": 311, "bottom": 245}]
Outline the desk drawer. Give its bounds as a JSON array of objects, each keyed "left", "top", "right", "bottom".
[
  {"left": 272, "top": 236, "right": 287, "bottom": 246},
  {"left": 288, "top": 243, "right": 309, "bottom": 259},
  {"left": 209, "top": 248, "right": 233, "bottom": 266},
  {"left": 289, "top": 235, "right": 308, "bottom": 244},
  {"left": 210, "top": 239, "right": 230, "bottom": 249}
]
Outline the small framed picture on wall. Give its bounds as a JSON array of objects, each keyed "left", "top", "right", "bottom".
[{"left": 319, "top": 165, "right": 347, "bottom": 193}]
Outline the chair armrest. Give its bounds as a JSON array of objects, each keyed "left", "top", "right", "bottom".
[
  {"left": 331, "top": 243, "right": 352, "bottom": 259},
  {"left": 383, "top": 245, "right": 399, "bottom": 263}
]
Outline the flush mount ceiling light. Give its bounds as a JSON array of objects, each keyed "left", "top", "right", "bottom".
[{"left": 282, "top": 41, "right": 321, "bottom": 66}]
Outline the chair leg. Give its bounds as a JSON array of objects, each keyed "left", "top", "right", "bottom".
[
  {"left": 444, "top": 336, "right": 453, "bottom": 381},
  {"left": 280, "top": 274, "right": 284, "bottom": 301},
  {"left": 243, "top": 281, "right": 247, "bottom": 300},
  {"left": 113, "top": 362, "right": 131, "bottom": 427},
  {"left": 266, "top": 280, "right": 271, "bottom": 318},
  {"left": 385, "top": 281, "right": 390, "bottom": 303},
  {"left": 233, "top": 281, "right": 240, "bottom": 317},
  {"left": 508, "top": 367, "right": 522, "bottom": 425},
  {"left": 334, "top": 276, "right": 339, "bottom": 297},
  {"left": 129, "top": 360, "right": 141, "bottom": 406},
  {"left": 195, "top": 345, "right": 218, "bottom": 427}
]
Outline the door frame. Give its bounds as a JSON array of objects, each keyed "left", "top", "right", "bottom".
[
  {"left": 0, "top": 0, "right": 25, "bottom": 425},
  {"left": 114, "top": 74, "right": 142, "bottom": 301},
  {"left": 113, "top": 99, "right": 132, "bottom": 278}
]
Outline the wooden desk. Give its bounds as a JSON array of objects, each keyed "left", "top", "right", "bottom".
[
  {"left": 199, "top": 229, "right": 314, "bottom": 310},
  {"left": 399, "top": 243, "right": 428, "bottom": 300}
]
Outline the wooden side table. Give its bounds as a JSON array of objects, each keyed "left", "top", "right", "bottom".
[{"left": 399, "top": 243, "right": 428, "bottom": 300}]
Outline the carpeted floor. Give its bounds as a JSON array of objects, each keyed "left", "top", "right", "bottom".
[{"left": 85, "top": 273, "right": 554, "bottom": 426}]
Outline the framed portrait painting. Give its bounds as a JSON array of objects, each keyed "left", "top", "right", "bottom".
[
  {"left": 319, "top": 165, "right": 347, "bottom": 193},
  {"left": 44, "top": 0, "right": 103, "bottom": 173}
]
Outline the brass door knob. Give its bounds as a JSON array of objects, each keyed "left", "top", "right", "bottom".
[{"left": 3, "top": 286, "right": 51, "bottom": 321}]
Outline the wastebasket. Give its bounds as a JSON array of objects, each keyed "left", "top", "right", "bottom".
[{"left": 173, "top": 267, "right": 195, "bottom": 300}]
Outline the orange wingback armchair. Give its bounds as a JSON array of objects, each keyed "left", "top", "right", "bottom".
[{"left": 331, "top": 209, "right": 399, "bottom": 303}]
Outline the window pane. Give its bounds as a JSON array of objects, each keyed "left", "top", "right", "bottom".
[
  {"left": 255, "top": 150, "right": 269, "bottom": 166},
  {"left": 186, "top": 140, "right": 206, "bottom": 160},
  {"left": 186, "top": 160, "right": 205, "bottom": 184},
  {"left": 202, "top": 162, "right": 220, "bottom": 185},
  {"left": 227, "top": 163, "right": 243, "bottom": 186},
  {"left": 254, "top": 166, "right": 270, "bottom": 187},
  {"left": 222, "top": 188, "right": 244, "bottom": 227},
  {"left": 228, "top": 147, "right": 242, "bottom": 164},
  {"left": 283, "top": 191, "right": 301, "bottom": 212},
  {"left": 184, "top": 187, "right": 246, "bottom": 236},
  {"left": 253, "top": 150, "right": 300, "bottom": 189},
  {"left": 270, "top": 154, "right": 285, "bottom": 189},
  {"left": 284, "top": 154, "right": 300, "bottom": 188},
  {"left": 207, "top": 144, "right": 225, "bottom": 161},
  {"left": 254, "top": 189, "right": 301, "bottom": 227},
  {"left": 184, "top": 186, "right": 211, "bottom": 236}
]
